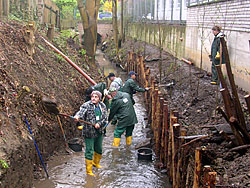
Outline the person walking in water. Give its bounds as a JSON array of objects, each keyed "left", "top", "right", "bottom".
[
  {"left": 122, "top": 71, "right": 150, "bottom": 105},
  {"left": 108, "top": 87, "right": 138, "bottom": 147},
  {"left": 74, "top": 91, "right": 107, "bottom": 176}
]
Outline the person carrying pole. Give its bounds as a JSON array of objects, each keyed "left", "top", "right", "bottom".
[
  {"left": 209, "top": 25, "right": 225, "bottom": 85},
  {"left": 74, "top": 91, "right": 107, "bottom": 176},
  {"left": 122, "top": 71, "right": 150, "bottom": 105},
  {"left": 107, "top": 72, "right": 123, "bottom": 91},
  {"left": 108, "top": 87, "right": 138, "bottom": 147}
]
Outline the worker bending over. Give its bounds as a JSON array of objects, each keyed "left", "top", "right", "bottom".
[
  {"left": 108, "top": 87, "right": 138, "bottom": 147},
  {"left": 122, "top": 71, "right": 149, "bottom": 105}
]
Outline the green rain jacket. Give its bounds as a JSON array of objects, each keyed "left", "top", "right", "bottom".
[
  {"left": 211, "top": 32, "right": 225, "bottom": 65},
  {"left": 122, "top": 78, "right": 145, "bottom": 104},
  {"left": 85, "top": 82, "right": 109, "bottom": 109},
  {"left": 108, "top": 91, "right": 138, "bottom": 128}
]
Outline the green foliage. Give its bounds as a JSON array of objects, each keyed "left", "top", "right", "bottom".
[
  {"left": 56, "top": 54, "right": 64, "bottom": 62},
  {"left": 8, "top": 14, "right": 22, "bottom": 21},
  {"left": 0, "top": 160, "right": 9, "bottom": 169},
  {"left": 53, "top": 0, "right": 77, "bottom": 20},
  {"left": 79, "top": 49, "right": 86, "bottom": 56}
]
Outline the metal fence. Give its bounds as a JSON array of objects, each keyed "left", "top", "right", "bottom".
[{"left": 122, "top": 0, "right": 225, "bottom": 23}]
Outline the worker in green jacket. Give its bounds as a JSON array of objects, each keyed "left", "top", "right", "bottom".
[
  {"left": 74, "top": 91, "right": 107, "bottom": 176},
  {"left": 122, "top": 71, "right": 149, "bottom": 105},
  {"left": 108, "top": 87, "right": 138, "bottom": 147},
  {"left": 210, "top": 25, "right": 225, "bottom": 85}
]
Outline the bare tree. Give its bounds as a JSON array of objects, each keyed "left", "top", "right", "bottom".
[{"left": 112, "top": 0, "right": 119, "bottom": 58}]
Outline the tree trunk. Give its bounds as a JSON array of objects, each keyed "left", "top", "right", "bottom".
[
  {"left": 77, "top": 0, "right": 100, "bottom": 65},
  {"left": 3, "top": 0, "right": 9, "bottom": 16},
  {"left": 112, "top": 0, "right": 119, "bottom": 58},
  {"left": 120, "top": 0, "right": 124, "bottom": 42},
  {"left": 0, "top": 0, "right": 3, "bottom": 17}
]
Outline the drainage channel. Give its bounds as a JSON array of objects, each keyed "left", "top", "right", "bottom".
[{"left": 33, "top": 50, "right": 171, "bottom": 188}]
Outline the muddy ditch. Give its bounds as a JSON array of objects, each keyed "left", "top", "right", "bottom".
[
  {"left": 0, "top": 20, "right": 103, "bottom": 187},
  {"left": 103, "top": 38, "right": 250, "bottom": 187}
]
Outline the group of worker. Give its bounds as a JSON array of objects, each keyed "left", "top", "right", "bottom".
[{"left": 74, "top": 71, "right": 149, "bottom": 176}]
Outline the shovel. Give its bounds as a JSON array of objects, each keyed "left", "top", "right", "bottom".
[{"left": 41, "top": 97, "right": 95, "bottom": 126}]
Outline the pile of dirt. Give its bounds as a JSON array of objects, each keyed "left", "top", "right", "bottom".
[
  {"left": 103, "top": 38, "right": 250, "bottom": 187},
  {"left": 0, "top": 20, "right": 102, "bottom": 187}
]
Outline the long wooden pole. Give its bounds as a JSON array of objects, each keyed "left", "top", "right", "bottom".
[{"left": 220, "top": 37, "right": 247, "bottom": 132}]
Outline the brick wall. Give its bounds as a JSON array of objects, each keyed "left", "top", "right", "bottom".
[
  {"left": 187, "top": 0, "right": 250, "bottom": 33},
  {"left": 185, "top": 0, "right": 250, "bottom": 92}
]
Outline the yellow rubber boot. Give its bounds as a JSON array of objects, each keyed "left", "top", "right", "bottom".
[
  {"left": 126, "top": 136, "right": 132, "bottom": 146},
  {"left": 93, "top": 152, "right": 103, "bottom": 168},
  {"left": 85, "top": 159, "right": 95, "bottom": 176},
  {"left": 112, "top": 137, "right": 120, "bottom": 147}
]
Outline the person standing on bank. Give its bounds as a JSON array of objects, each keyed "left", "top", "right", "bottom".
[
  {"left": 122, "top": 71, "right": 150, "bottom": 105},
  {"left": 210, "top": 25, "right": 225, "bottom": 85},
  {"left": 74, "top": 91, "right": 107, "bottom": 176},
  {"left": 108, "top": 87, "right": 138, "bottom": 147},
  {"left": 107, "top": 72, "right": 123, "bottom": 91}
]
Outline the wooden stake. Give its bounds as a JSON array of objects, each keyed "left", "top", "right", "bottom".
[
  {"left": 176, "top": 128, "right": 186, "bottom": 188},
  {"left": 245, "top": 94, "right": 250, "bottom": 114},
  {"left": 203, "top": 165, "right": 212, "bottom": 187},
  {"left": 193, "top": 147, "right": 202, "bottom": 188},
  {"left": 163, "top": 101, "right": 168, "bottom": 166},
  {"left": 207, "top": 172, "right": 217, "bottom": 188},
  {"left": 172, "top": 123, "right": 180, "bottom": 188}
]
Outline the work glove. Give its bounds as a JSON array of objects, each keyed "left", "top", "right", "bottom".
[
  {"left": 104, "top": 89, "right": 109, "bottom": 96},
  {"left": 215, "top": 52, "right": 220, "bottom": 60}
]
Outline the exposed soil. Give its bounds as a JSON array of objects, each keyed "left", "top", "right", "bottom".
[
  {"left": 0, "top": 20, "right": 103, "bottom": 187},
  {"left": 103, "top": 38, "right": 250, "bottom": 187}
]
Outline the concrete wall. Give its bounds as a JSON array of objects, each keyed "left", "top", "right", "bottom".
[
  {"left": 127, "top": 22, "right": 186, "bottom": 59},
  {"left": 186, "top": 0, "right": 250, "bottom": 92}
]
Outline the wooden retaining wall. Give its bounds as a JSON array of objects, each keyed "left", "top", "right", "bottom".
[{"left": 127, "top": 51, "right": 217, "bottom": 188}]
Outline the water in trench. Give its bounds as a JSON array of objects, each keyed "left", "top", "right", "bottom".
[{"left": 33, "top": 50, "right": 171, "bottom": 188}]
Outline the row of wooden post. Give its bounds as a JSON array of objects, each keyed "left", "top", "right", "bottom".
[{"left": 127, "top": 51, "right": 217, "bottom": 188}]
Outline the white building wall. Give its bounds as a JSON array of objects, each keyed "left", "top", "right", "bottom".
[{"left": 185, "top": 0, "right": 250, "bottom": 91}]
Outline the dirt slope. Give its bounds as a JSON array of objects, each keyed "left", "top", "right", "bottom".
[{"left": 0, "top": 20, "right": 102, "bottom": 187}]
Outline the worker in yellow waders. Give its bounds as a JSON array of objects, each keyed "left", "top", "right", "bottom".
[
  {"left": 74, "top": 91, "right": 107, "bottom": 176},
  {"left": 108, "top": 87, "right": 138, "bottom": 147}
]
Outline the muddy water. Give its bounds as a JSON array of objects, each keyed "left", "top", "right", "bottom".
[{"left": 34, "top": 50, "right": 170, "bottom": 188}]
